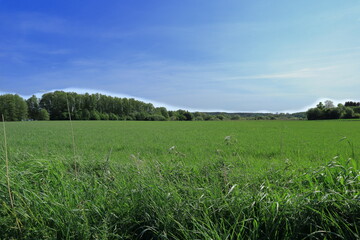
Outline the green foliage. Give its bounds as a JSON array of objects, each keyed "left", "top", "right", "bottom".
[
  {"left": 306, "top": 107, "right": 323, "bottom": 120},
  {"left": 326, "top": 107, "right": 342, "bottom": 119},
  {"left": 204, "top": 112, "right": 306, "bottom": 120},
  {"left": 90, "top": 110, "right": 100, "bottom": 120},
  {"left": 203, "top": 114, "right": 214, "bottom": 120},
  {"left": 172, "top": 110, "right": 193, "bottom": 121},
  {"left": 215, "top": 114, "right": 227, "bottom": 120},
  {"left": 146, "top": 114, "right": 167, "bottom": 121},
  {"left": 0, "top": 94, "right": 28, "bottom": 121},
  {"left": 307, "top": 101, "right": 360, "bottom": 120},
  {"left": 155, "top": 107, "right": 169, "bottom": 119},
  {"left": 100, "top": 112, "right": 110, "bottom": 120},
  {"left": 109, "top": 113, "right": 118, "bottom": 120},
  {"left": 82, "top": 109, "right": 91, "bottom": 120},
  {"left": 26, "top": 95, "right": 40, "bottom": 120},
  {"left": 134, "top": 112, "right": 148, "bottom": 120},
  {"left": 38, "top": 109, "right": 50, "bottom": 120},
  {"left": 343, "top": 107, "right": 354, "bottom": 119},
  {"left": 345, "top": 101, "right": 360, "bottom": 107},
  {"left": 230, "top": 114, "right": 241, "bottom": 120},
  {"left": 317, "top": 102, "right": 325, "bottom": 110},
  {"left": 353, "top": 106, "right": 360, "bottom": 114},
  {"left": 38, "top": 91, "right": 159, "bottom": 121},
  {"left": 1, "top": 91, "right": 307, "bottom": 122}
]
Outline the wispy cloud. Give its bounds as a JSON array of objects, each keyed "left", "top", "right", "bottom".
[{"left": 219, "top": 67, "right": 336, "bottom": 81}]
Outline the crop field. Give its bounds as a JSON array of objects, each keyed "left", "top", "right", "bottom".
[{"left": 0, "top": 120, "right": 360, "bottom": 239}]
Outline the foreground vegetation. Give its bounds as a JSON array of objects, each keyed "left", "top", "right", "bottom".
[{"left": 0, "top": 121, "right": 359, "bottom": 239}]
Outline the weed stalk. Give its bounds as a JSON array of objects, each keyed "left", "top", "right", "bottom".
[
  {"left": 2, "top": 114, "right": 21, "bottom": 231},
  {"left": 66, "top": 94, "right": 78, "bottom": 176}
]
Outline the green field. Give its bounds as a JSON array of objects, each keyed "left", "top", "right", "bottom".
[{"left": 1, "top": 121, "right": 359, "bottom": 239}]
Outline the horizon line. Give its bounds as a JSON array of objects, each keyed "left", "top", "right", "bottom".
[{"left": 0, "top": 87, "right": 358, "bottom": 114}]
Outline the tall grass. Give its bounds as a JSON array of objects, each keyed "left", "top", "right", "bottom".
[
  {"left": 0, "top": 149, "right": 359, "bottom": 239},
  {"left": 0, "top": 120, "right": 359, "bottom": 239},
  {"left": 2, "top": 114, "right": 22, "bottom": 233},
  {"left": 2, "top": 115, "right": 13, "bottom": 208}
]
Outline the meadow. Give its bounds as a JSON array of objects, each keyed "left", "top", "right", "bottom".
[{"left": 0, "top": 120, "right": 359, "bottom": 239}]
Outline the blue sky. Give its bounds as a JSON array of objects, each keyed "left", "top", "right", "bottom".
[{"left": 1, "top": 0, "right": 360, "bottom": 112}]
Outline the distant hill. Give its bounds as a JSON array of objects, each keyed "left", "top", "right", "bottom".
[{"left": 201, "top": 112, "right": 307, "bottom": 120}]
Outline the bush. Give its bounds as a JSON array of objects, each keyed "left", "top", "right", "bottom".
[
  {"left": 38, "top": 109, "right": 50, "bottom": 121},
  {"left": 231, "top": 115, "right": 241, "bottom": 120},
  {"left": 109, "top": 113, "right": 119, "bottom": 120},
  {"left": 100, "top": 113, "right": 109, "bottom": 120},
  {"left": 342, "top": 107, "right": 354, "bottom": 119},
  {"left": 90, "top": 110, "right": 100, "bottom": 120},
  {"left": 146, "top": 114, "right": 166, "bottom": 121},
  {"left": 307, "top": 108, "right": 323, "bottom": 120}
]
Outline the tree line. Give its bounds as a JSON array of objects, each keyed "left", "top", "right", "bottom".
[
  {"left": 0, "top": 91, "right": 195, "bottom": 121},
  {"left": 0, "top": 91, "right": 307, "bottom": 122},
  {"left": 306, "top": 100, "right": 360, "bottom": 120}
]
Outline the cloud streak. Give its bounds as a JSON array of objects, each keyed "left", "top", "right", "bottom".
[{"left": 219, "top": 67, "right": 336, "bottom": 81}]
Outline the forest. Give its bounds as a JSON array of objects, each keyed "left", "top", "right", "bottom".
[
  {"left": 1, "top": 91, "right": 306, "bottom": 121},
  {"left": 0, "top": 91, "right": 188, "bottom": 121}
]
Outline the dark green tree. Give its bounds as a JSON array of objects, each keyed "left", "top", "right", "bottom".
[
  {"left": 26, "top": 95, "right": 40, "bottom": 120},
  {"left": 0, "top": 94, "right": 28, "bottom": 121},
  {"left": 306, "top": 108, "right": 323, "bottom": 120}
]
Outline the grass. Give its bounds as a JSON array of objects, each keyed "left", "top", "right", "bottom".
[{"left": 0, "top": 120, "right": 359, "bottom": 239}]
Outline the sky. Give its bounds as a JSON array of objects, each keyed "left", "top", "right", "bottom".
[{"left": 1, "top": 0, "right": 360, "bottom": 112}]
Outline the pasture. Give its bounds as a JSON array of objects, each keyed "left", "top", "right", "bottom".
[{"left": 0, "top": 120, "right": 359, "bottom": 239}]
